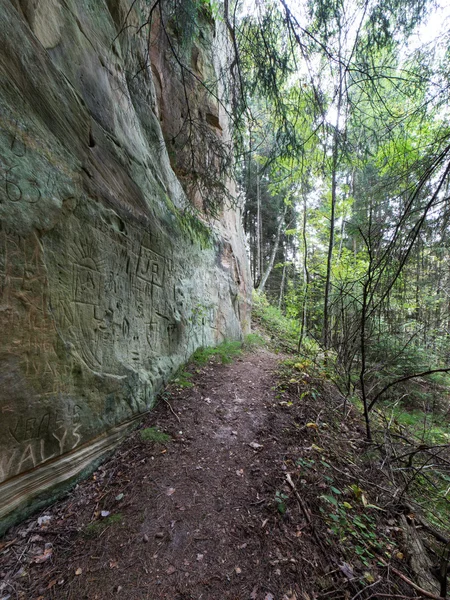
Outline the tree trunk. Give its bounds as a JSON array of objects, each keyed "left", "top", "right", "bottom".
[
  {"left": 256, "top": 169, "right": 262, "bottom": 286},
  {"left": 298, "top": 193, "right": 309, "bottom": 351},
  {"left": 323, "top": 28, "right": 346, "bottom": 351},
  {"left": 278, "top": 259, "right": 286, "bottom": 310},
  {"left": 259, "top": 204, "right": 287, "bottom": 294},
  {"left": 323, "top": 66, "right": 343, "bottom": 350}
]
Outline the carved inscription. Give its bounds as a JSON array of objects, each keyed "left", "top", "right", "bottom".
[
  {"left": 54, "top": 216, "right": 177, "bottom": 375},
  {"left": 0, "top": 404, "right": 83, "bottom": 484},
  {"left": 0, "top": 226, "right": 61, "bottom": 385},
  {"left": 74, "top": 261, "right": 102, "bottom": 305},
  {"left": 136, "top": 246, "right": 165, "bottom": 286}
]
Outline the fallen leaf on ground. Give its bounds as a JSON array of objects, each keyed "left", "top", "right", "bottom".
[
  {"left": 37, "top": 516, "right": 51, "bottom": 527},
  {"left": 75, "top": 567, "right": 82, "bottom": 576},
  {"left": 32, "top": 548, "right": 52, "bottom": 564},
  {"left": 339, "top": 562, "right": 354, "bottom": 579},
  {"left": 249, "top": 442, "right": 263, "bottom": 450}
]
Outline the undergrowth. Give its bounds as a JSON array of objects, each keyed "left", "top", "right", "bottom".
[
  {"left": 140, "top": 427, "right": 171, "bottom": 443},
  {"left": 191, "top": 340, "right": 243, "bottom": 365},
  {"left": 191, "top": 333, "right": 265, "bottom": 366},
  {"left": 83, "top": 513, "right": 123, "bottom": 538},
  {"left": 257, "top": 294, "right": 450, "bottom": 594},
  {"left": 252, "top": 291, "right": 299, "bottom": 352}
]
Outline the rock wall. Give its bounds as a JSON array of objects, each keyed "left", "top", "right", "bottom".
[{"left": 0, "top": 0, "right": 250, "bottom": 534}]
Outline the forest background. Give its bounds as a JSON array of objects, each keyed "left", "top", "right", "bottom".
[
  {"left": 127, "top": 0, "right": 450, "bottom": 571},
  {"left": 229, "top": 0, "right": 450, "bottom": 437},
  {"left": 181, "top": 0, "right": 450, "bottom": 547}
]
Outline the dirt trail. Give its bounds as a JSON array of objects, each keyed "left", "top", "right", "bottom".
[{"left": 1, "top": 348, "right": 313, "bottom": 600}]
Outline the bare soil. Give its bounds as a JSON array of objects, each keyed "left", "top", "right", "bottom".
[{"left": 0, "top": 346, "right": 442, "bottom": 600}]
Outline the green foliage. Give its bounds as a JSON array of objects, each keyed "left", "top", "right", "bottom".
[
  {"left": 140, "top": 427, "right": 172, "bottom": 444},
  {"left": 243, "top": 333, "right": 266, "bottom": 349},
  {"left": 319, "top": 492, "right": 387, "bottom": 566},
  {"left": 252, "top": 291, "right": 299, "bottom": 351},
  {"left": 275, "top": 490, "right": 288, "bottom": 515},
  {"left": 195, "top": 0, "right": 221, "bottom": 21},
  {"left": 191, "top": 340, "right": 243, "bottom": 365},
  {"left": 367, "top": 336, "right": 449, "bottom": 408},
  {"left": 384, "top": 405, "right": 450, "bottom": 445},
  {"left": 83, "top": 513, "right": 123, "bottom": 538},
  {"left": 172, "top": 370, "right": 194, "bottom": 389}
]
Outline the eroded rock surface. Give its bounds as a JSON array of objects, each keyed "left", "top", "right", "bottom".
[{"left": 0, "top": 0, "right": 250, "bottom": 534}]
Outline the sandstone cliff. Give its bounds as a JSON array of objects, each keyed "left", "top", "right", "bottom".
[{"left": 0, "top": 0, "right": 250, "bottom": 534}]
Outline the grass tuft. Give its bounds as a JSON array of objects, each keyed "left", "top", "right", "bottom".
[
  {"left": 83, "top": 513, "right": 123, "bottom": 538},
  {"left": 192, "top": 340, "right": 243, "bottom": 365},
  {"left": 140, "top": 427, "right": 171, "bottom": 443}
]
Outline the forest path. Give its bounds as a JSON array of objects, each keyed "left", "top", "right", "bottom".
[{"left": 1, "top": 348, "right": 315, "bottom": 600}]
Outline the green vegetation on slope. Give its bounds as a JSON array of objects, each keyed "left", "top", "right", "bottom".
[{"left": 257, "top": 290, "right": 450, "bottom": 541}]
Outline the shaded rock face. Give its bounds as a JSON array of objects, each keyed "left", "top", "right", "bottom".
[{"left": 0, "top": 0, "right": 250, "bottom": 534}]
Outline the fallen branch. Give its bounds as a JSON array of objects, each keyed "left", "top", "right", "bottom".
[
  {"left": 366, "top": 595, "right": 426, "bottom": 599},
  {"left": 379, "top": 560, "right": 444, "bottom": 600},
  {"left": 404, "top": 505, "right": 450, "bottom": 546},
  {"left": 286, "top": 472, "right": 311, "bottom": 523},
  {"left": 368, "top": 367, "right": 450, "bottom": 412},
  {"left": 163, "top": 398, "right": 180, "bottom": 423}
]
